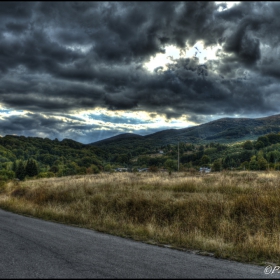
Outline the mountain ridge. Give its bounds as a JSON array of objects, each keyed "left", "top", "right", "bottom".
[{"left": 90, "top": 113, "right": 280, "bottom": 147}]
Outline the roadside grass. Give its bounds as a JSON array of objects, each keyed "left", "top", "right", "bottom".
[{"left": 1, "top": 171, "right": 280, "bottom": 265}]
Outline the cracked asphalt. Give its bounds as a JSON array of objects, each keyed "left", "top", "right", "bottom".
[{"left": 0, "top": 208, "right": 279, "bottom": 278}]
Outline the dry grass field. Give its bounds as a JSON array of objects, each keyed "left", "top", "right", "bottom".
[{"left": 1, "top": 171, "right": 280, "bottom": 265}]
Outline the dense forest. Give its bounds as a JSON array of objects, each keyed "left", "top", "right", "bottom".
[
  {"left": 0, "top": 135, "right": 107, "bottom": 181},
  {"left": 0, "top": 132, "right": 280, "bottom": 181}
]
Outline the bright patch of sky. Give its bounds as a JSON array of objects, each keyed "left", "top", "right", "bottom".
[
  {"left": 215, "top": 1, "right": 241, "bottom": 12},
  {"left": 0, "top": 105, "right": 253, "bottom": 142},
  {"left": 144, "top": 2, "right": 241, "bottom": 73},
  {"left": 71, "top": 108, "right": 197, "bottom": 132},
  {"left": 144, "top": 41, "right": 221, "bottom": 73},
  {"left": 65, "top": 44, "right": 92, "bottom": 53},
  {"left": 144, "top": 45, "right": 180, "bottom": 72},
  {"left": 0, "top": 107, "right": 24, "bottom": 119}
]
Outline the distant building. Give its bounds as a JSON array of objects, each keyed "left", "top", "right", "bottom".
[
  {"left": 159, "top": 150, "right": 164, "bottom": 154},
  {"left": 115, "top": 168, "right": 129, "bottom": 172},
  {"left": 199, "top": 167, "right": 211, "bottom": 173},
  {"left": 137, "top": 168, "right": 149, "bottom": 172}
]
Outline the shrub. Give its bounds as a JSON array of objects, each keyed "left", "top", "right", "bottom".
[
  {"left": 0, "top": 170, "right": 15, "bottom": 180},
  {"left": 37, "top": 172, "right": 55, "bottom": 178}
]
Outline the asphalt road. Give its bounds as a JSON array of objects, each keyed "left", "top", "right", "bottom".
[{"left": 0, "top": 208, "right": 279, "bottom": 279}]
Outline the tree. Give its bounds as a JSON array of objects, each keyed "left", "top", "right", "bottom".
[
  {"left": 12, "top": 161, "right": 17, "bottom": 172},
  {"left": 16, "top": 160, "right": 26, "bottom": 180},
  {"left": 104, "top": 164, "right": 112, "bottom": 172},
  {"left": 249, "top": 156, "right": 258, "bottom": 170},
  {"left": 240, "top": 161, "right": 249, "bottom": 170},
  {"left": 0, "top": 170, "right": 15, "bottom": 180},
  {"left": 149, "top": 157, "right": 162, "bottom": 167},
  {"left": 199, "top": 145, "right": 204, "bottom": 152},
  {"left": 258, "top": 136, "right": 269, "bottom": 147},
  {"left": 266, "top": 133, "right": 280, "bottom": 144},
  {"left": 201, "top": 155, "right": 210, "bottom": 165},
  {"left": 212, "top": 159, "right": 222, "bottom": 172},
  {"left": 239, "top": 150, "right": 254, "bottom": 163},
  {"left": 164, "top": 159, "right": 177, "bottom": 171},
  {"left": 258, "top": 156, "right": 268, "bottom": 170},
  {"left": 243, "top": 140, "right": 253, "bottom": 150},
  {"left": 222, "top": 155, "right": 231, "bottom": 169},
  {"left": 49, "top": 165, "right": 59, "bottom": 173},
  {"left": 255, "top": 141, "right": 264, "bottom": 150},
  {"left": 25, "top": 159, "right": 39, "bottom": 177},
  {"left": 137, "top": 155, "right": 150, "bottom": 166},
  {"left": 91, "top": 164, "right": 100, "bottom": 174}
]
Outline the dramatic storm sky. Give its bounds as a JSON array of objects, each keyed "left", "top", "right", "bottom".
[{"left": 1, "top": 1, "right": 280, "bottom": 144}]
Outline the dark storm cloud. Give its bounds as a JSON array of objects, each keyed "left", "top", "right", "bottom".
[
  {"left": 0, "top": 112, "right": 100, "bottom": 141},
  {"left": 1, "top": 1, "right": 280, "bottom": 142},
  {"left": 0, "top": 113, "right": 64, "bottom": 132},
  {"left": 0, "top": 112, "right": 151, "bottom": 143},
  {"left": 222, "top": 15, "right": 266, "bottom": 66},
  {"left": 5, "top": 22, "right": 28, "bottom": 34},
  {"left": 0, "top": 2, "right": 33, "bottom": 19}
]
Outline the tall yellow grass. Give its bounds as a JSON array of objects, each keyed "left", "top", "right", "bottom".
[{"left": 1, "top": 171, "right": 280, "bottom": 265}]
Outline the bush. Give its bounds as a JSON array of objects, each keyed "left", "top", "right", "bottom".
[
  {"left": 104, "top": 164, "right": 112, "bottom": 172},
  {"left": 164, "top": 159, "right": 177, "bottom": 171},
  {"left": 86, "top": 164, "right": 100, "bottom": 174},
  {"left": 212, "top": 159, "right": 222, "bottom": 172},
  {"left": 149, "top": 166, "right": 158, "bottom": 172},
  {"left": 0, "top": 170, "right": 15, "bottom": 180},
  {"left": 37, "top": 172, "right": 55, "bottom": 178}
]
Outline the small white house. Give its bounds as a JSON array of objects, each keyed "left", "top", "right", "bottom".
[
  {"left": 115, "top": 168, "right": 128, "bottom": 172},
  {"left": 137, "top": 168, "right": 149, "bottom": 172},
  {"left": 199, "top": 167, "right": 211, "bottom": 173}
]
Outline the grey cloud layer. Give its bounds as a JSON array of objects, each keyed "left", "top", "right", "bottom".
[
  {"left": 0, "top": 112, "right": 163, "bottom": 144},
  {"left": 0, "top": 2, "right": 280, "bottom": 142}
]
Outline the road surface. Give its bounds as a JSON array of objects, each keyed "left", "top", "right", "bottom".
[{"left": 0, "top": 208, "right": 278, "bottom": 278}]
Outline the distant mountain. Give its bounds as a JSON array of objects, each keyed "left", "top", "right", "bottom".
[
  {"left": 93, "top": 133, "right": 143, "bottom": 145},
  {"left": 90, "top": 114, "right": 280, "bottom": 147}
]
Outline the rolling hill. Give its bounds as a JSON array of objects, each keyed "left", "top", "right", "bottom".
[
  {"left": 91, "top": 114, "right": 280, "bottom": 148},
  {"left": 92, "top": 133, "right": 144, "bottom": 145}
]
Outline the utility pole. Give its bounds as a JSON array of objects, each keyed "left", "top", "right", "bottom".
[{"left": 178, "top": 142, "right": 179, "bottom": 172}]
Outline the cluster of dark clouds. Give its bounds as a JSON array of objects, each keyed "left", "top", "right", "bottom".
[{"left": 1, "top": 2, "right": 280, "bottom": 143}]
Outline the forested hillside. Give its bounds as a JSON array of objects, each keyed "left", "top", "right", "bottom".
[
  {"left": 0, "top": 135, "right": 108, "bottom": 180},
  {"left": 0, "top": 131, "right": 280, "bottom": 182}
]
